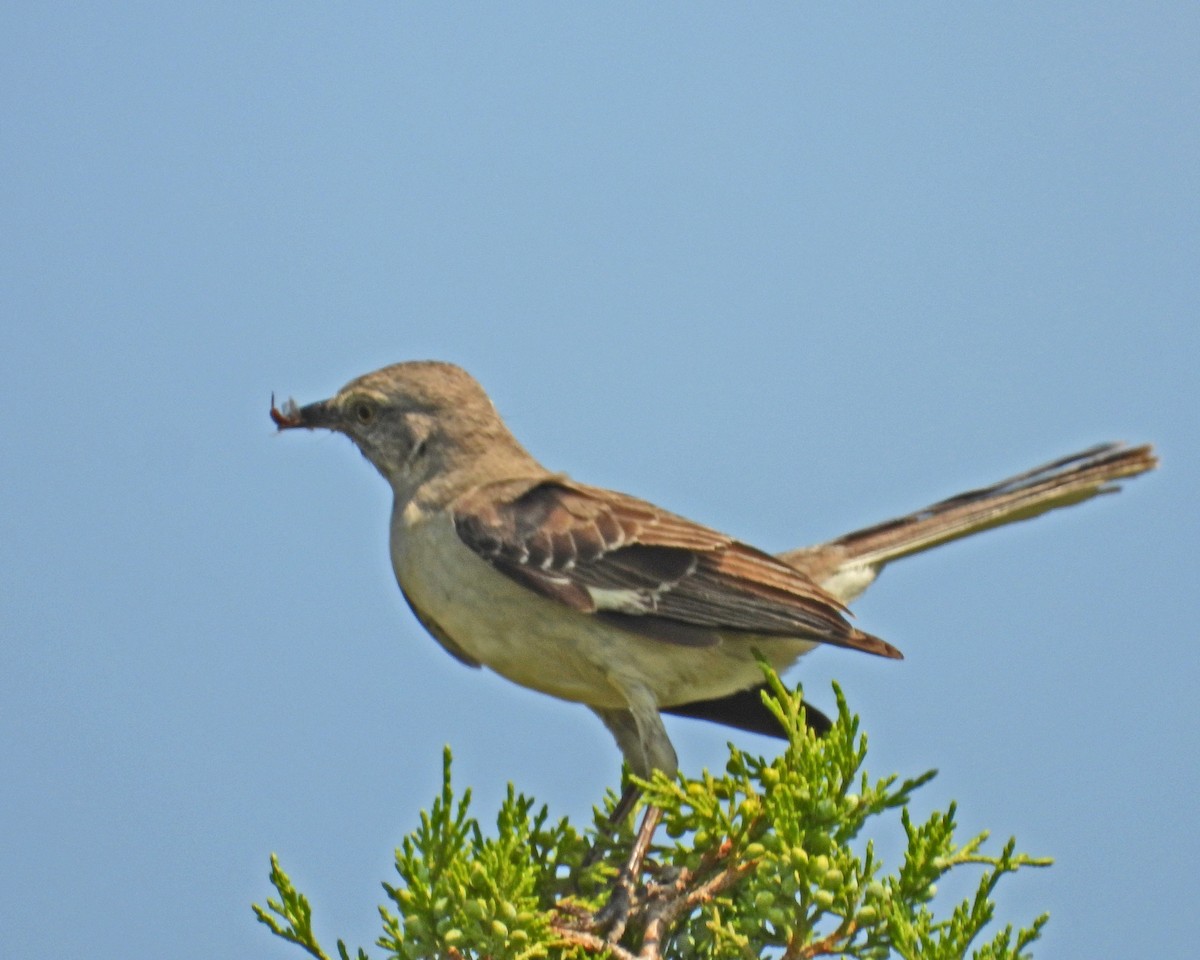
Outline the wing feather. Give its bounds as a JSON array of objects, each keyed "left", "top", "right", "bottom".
[{"left": 452, "top": 478, "right": 901, "bottom": 659}]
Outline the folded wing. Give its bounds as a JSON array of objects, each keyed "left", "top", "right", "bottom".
[{"left": 452, "top": 478, "right": 900, "bottom": 659}]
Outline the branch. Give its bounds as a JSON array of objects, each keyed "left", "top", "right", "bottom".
[
  {"left": 639, "top": 857, "right": 759, "bottom": 959},
  {"left": 787, "top": 918, "right": 859, "bottom": 959}
]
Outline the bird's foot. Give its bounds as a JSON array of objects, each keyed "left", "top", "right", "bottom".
[{"left": 592, "top": 870, "right": 637, "bottom": 942}]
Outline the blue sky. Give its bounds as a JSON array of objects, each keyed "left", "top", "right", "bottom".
[{"left": 2, "top": 4, "right": 1196, "bottom": 957}]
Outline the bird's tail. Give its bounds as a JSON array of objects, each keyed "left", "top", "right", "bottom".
[{"left": 781, "top": 442, "right": 1157, "bottom": 603}]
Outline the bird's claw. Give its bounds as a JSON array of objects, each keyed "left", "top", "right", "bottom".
[{"left": 593, "top": 874, "right": 636, "bottom": 942}]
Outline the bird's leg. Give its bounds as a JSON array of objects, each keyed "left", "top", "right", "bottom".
[
  {"left": 586, "top": 695, "right": 675, "bottom": 938},
  {"left": 584, "top": 703, "right": 663, "bottom": 870},
  {"left": 593, "top": 802, "right": 664, "bottom": 941},
  {"left": 610, "top": 781, "right": 644, "bottom": 826},
  {"left": 582, "top": 782, "right": 643, "bottom": 869}
]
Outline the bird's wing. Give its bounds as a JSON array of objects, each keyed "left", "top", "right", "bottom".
[{"left": 452, "top": 478, "right": 900, "bottom": 659}]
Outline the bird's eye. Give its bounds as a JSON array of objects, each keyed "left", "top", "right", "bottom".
[{"left": 354, "top": 401, "right": 375, "bottom": 425}]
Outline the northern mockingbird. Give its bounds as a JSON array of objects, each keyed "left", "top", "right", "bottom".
[{"left": 270, "top": 360, "right": 1156, "bottom": 785}]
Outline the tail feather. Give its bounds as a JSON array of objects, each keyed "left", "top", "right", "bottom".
[
  {"left": 781, "top": 442, "right": 1157, "bottom": 602},
  {"left": 662, "top": 683, "right": 832, "bottom": 738}
]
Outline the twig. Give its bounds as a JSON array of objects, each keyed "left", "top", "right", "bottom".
[
  {"left": 639, "top": 858, "right": 758, "bottom": 959},
  {"left": 554, "top": 830, "right": 758, "bottom": 960},
  {"left": 786, "top": 918, "right": 858, "bottom": 959},
  {"left": 552, "top": 926, "right": 640, "bottom": 960}
]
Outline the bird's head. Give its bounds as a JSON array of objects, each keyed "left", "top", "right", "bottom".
[{"left": 271, "top": 360, "right": 536, "bottom": 503}]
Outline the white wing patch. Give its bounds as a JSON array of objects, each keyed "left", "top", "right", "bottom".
[{"left": 586, "top": 586, "right": 662, "bottom": 614}]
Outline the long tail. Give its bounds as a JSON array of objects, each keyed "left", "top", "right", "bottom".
[{"left": 780, "top": 442, "right": 1157, "bottom": 603}]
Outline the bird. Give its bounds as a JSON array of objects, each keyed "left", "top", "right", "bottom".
[
  {"left": 269, "top": 360, "right": 1155, "bottom": 909},
  {"left": 270, "top": 360, "right": 1155, "bottom": 776}
]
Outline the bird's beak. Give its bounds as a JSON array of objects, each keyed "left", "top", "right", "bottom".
[{"left": 270, "top": 394, "right": 338, "bottom": 431}]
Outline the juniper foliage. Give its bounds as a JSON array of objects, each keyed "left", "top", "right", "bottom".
[{"left": 255, "top": 674, "right": 1049, "bottom": 959}]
